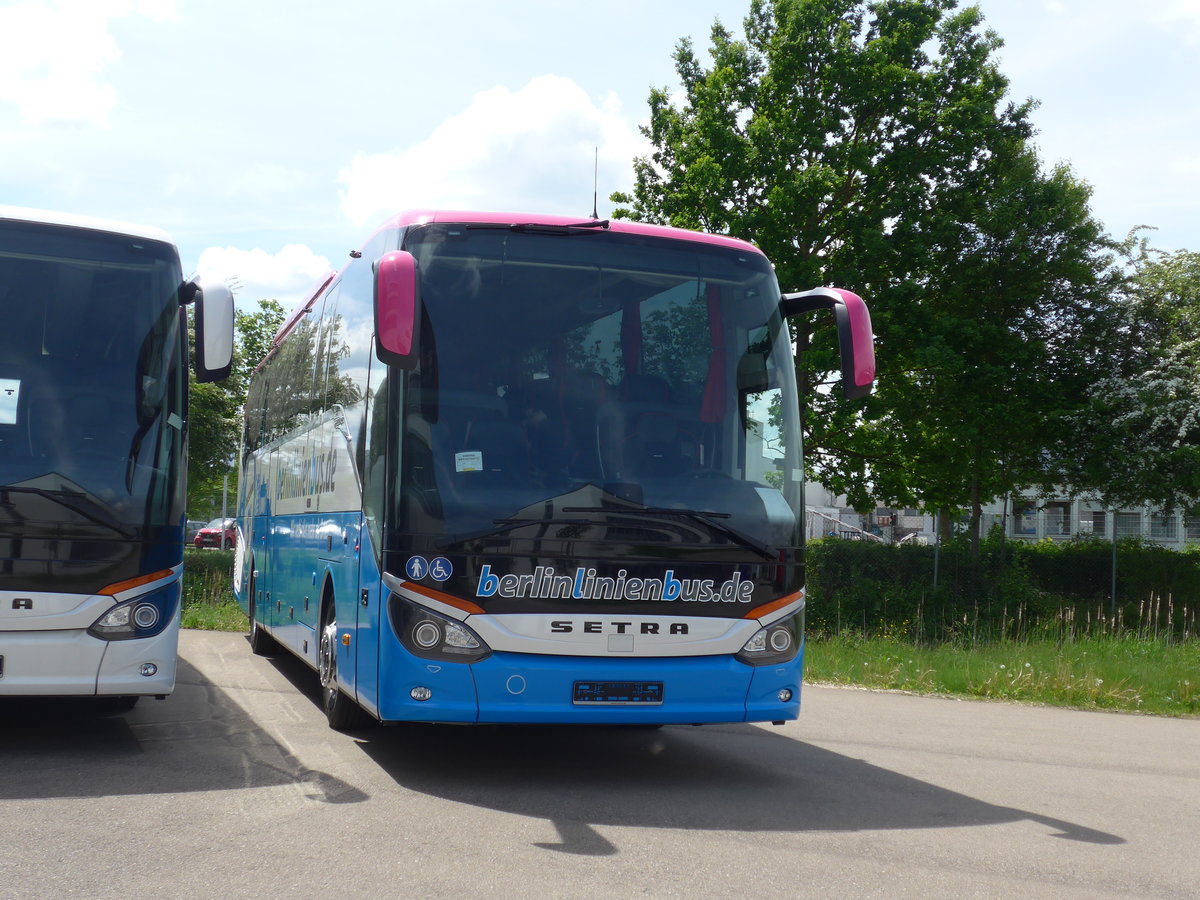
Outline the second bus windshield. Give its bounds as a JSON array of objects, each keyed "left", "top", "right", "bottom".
[{"left": 400, "top": 224, "right": 803, "bottom": 551}]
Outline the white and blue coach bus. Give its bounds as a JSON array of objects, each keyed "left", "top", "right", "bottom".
[
  {"left": 234, "top": 210, "right": 873, "bottom": 729},
  {"left": 0, "top": 205, "right": 232, "bottom": 706}
]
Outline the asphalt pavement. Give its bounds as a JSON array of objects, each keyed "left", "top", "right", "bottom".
[{"left": 0, "top": 629, "right": 1197, "bottom": 899}]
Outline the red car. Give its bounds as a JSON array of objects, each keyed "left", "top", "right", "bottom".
[{"left": 193, "top": 518, "right": 236, "bottom": 549}]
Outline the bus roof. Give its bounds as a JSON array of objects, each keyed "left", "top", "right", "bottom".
[
  {"left": 0, "top": 204, "right": 174, "bottom": 246},
  {"left": 371, "top": 210, "right": 764, "bottom": 256}
]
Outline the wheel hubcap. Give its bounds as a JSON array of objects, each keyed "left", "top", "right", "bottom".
[{"left": 319, "top": 621, "right": 337, "bottom": 694}]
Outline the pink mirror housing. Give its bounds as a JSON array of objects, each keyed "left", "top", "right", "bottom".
[
  {"left": 780, "top": 287, "right": 875, "bottom": 399},
  {"left": 374, "top": 251, "right": 420, "bottom": 368}
]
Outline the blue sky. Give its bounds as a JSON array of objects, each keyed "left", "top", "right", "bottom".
[{"left": 2, "top": 0, "right": 1196, "bottom": 311}]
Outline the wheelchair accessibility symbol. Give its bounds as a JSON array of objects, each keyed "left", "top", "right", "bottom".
[
  {"left": 405, "top": 555, "right": 452, "bottom": 582},
  {"left": 429, "top": 557, "right": 452, "bottom": 581}
]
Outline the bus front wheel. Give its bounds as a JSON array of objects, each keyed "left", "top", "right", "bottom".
[{"left": 318, "top": 603, "right": 370, "bottom": 731}]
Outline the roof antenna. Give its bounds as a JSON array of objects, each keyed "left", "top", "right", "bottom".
[{"left": 591, "top": 147, "right": 599, "bottom": 220}]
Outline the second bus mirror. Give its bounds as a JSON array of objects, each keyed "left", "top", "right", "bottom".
[
  {"left": 195, "top": 282, "right": 234, "bottom": 383},
  {"left": 780, "top": 287, "right": 875, "bottom": 399},
  {"left": 374, "top": 250, "right": 420, "bottom": 369}
]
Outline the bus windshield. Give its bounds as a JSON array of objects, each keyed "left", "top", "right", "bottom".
[
  {"left": 0, "top": 220, "right": 186, "bottom": 590},
  {"left": 399, "top": 224, "right": 803, "bottom": 554}
]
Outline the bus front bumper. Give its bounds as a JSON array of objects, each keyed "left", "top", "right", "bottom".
[
  {"left": 0, "top": 627, "right": 178, "bottom": 697},
  {"left": 373, "top": 649, "right": 802, "bottom": 725}
]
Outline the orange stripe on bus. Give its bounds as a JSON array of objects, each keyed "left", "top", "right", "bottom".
[
  {"left": 404, "top": 581, "right": 487, "bottom": 616},
  {"left": 99, "top": 569, "right": 174, "bottom": 596},
  {"left": 743, "top": 591, "right": 803, "bottom": 620}
]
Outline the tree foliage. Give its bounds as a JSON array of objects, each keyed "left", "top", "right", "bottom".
[
  {"left": 1066, "top": 245, "right": 1200, "bottom": 511},
  {"left": 613, "top": 0, "right": 1117, "bottom": 558},
  {"left": 187, "top": 298, "right": 285, "bottom": 516}
]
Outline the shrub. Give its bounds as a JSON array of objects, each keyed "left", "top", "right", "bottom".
[{"left": 805, "top": 534, "right": 1199, "bottom": 643}]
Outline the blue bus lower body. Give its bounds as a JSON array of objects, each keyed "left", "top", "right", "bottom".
[{"left": 372, "top": 646, "right": 803, "bottom": 725}]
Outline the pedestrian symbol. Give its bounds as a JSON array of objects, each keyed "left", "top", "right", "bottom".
[{"left": 405, "top": 556, "right": 429, "bottom": 580}]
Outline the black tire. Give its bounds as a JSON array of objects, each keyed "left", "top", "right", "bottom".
[
  {"left": 247, "top": 564, "right": 279, "bottom": 656},
  {"left": 318, "top": 600, "right": 371, "bottom": 731}
]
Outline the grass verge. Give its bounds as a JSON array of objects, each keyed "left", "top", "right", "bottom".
[
  {"left": 181, "top": 548, "right": 245, "bottom": 632},
  {"left": 804, "top": 633, "right": 1199, "bottom": 717}
]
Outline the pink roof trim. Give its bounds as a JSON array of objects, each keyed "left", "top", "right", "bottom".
[{"left": 368, "top": 209, "right": 765, "bottom": 256}]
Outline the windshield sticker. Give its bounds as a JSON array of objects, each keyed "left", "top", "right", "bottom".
[
  {"left": 407, "top": 555, "right": 453, "bottom": 582},
  {"left": 0, "top": 378, "right": 19, "bottom": 424},
  {"left": 429, "top": 557, "right": 452, "bottom": 581},
  {"left": 455, "top": 451, "right": 483, "bottom": 473},
  {"left": 476, "top": 565, "right": 754, "bottom": 603},
  {"left": 406, "top": 556, "right": 429, "bottom": 579}
]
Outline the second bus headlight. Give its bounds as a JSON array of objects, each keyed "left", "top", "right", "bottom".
[
  {"left": 735, "top": 611, "right": 802, "bottom": 666},
  {"left": 389, "top": 594, "right": 492, "bottom": 663}
]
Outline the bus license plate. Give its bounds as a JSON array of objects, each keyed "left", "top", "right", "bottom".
[{"left": 572, "top": 681, "right": 663, "bottom": 705}]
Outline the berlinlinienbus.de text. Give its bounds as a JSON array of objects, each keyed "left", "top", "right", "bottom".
[{"left": 475, "top": 565, "right": 755, "bottom": 603}]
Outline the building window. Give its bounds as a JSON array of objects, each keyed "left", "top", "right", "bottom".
[
  {"left": 1045, "top": 501, "right": 1071, "bottom": 536},
  {"left": 1150, "top": 512, "right": 1178, "bottom": 541},
  {"left": 1079, "top": 510, "right": 1106, "bottom": 537},
  {"left": 1185, "top": 517, "right": 1200, "bottom": 541},
  {"left": 1115, "top": 512, "right": 1142, "bottom": 538},
  {"left": 1012, "top": 499, "right": 1037, "bottom": 536}
]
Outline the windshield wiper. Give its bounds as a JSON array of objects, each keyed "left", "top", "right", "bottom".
[
  {"left": 439, "top": 516, "right": 591, "bottom": 548},
  {"left": 508, "top": 220, "right": 610, "bottom": 235},
  {"left": 562, "top": 506, "right": 775, "bottom": 559},
  {"left": 0, "top": 485, "right": 135, "bottom": 538}
]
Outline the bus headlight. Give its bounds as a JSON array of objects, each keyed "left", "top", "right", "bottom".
[
  {"left": 88, "top": 582, "right": 180, "bottom": 642},
  {"left": 389, "top": 594, "right": 491, "bottom": 664},
  {"left": 736, "top": 612, "right": 802, "bottom": 666}
]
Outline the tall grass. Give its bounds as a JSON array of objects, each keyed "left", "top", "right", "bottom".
[{"left": 181, "top": 548, "right": 244, "bottom": 631}]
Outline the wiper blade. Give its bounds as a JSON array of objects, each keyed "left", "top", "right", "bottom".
[
  {"left": 439, "top": 516, "right": 591, "bottom": 548},
  {"left": 0, "top": 486, "right": 135, "bottom": 538},
  {"left": 508, "top": 220, "right": 610, "bottom": 234},
  {"left": 562, "top": 506, "right": 775, "bottom": 559}
]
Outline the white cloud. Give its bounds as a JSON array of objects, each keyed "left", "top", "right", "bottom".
[
  {"left": 336, "top": 75, "right": 646, "bottom": 226},
  {"left": 1172, "top": 155, "right": 1200, "bottom": 175},
  {"left": 195, "top": 244, "right": 333, "bottom": 313},
  {"left": 1154, "top": 2, "right": 1200, "bottom": 41},
  {"left": 0, "top": 0, "right": 177, "bottom": 127}
]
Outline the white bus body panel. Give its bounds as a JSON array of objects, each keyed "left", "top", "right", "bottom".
[{"left": 0, "top": 589, "right": 179, "bottom": 696}]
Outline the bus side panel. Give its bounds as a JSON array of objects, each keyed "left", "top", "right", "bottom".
[
  {"left": 351, "top": 523, "right": 383, "bottom": 717},
  {"left": 271, "top": 433, "right": 315, "bottom": 658}
]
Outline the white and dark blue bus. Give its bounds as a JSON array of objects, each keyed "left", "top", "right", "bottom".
[
  {"left": 235, "top": 211, "right": 873, "bottom": 729},
  {"left": 0, "top": 205, "right": 232, "bottom": 706}
]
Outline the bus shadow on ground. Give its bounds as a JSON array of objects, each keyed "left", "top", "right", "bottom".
[
  {"left": 256, "top": 645, "right": 1124, "bottom": 856},
  {"left": 352, "top": 718, "right": 1124, "bottom": 856},
  {"left": 0, "top": 658, "right": 365, "bottom": 804}
]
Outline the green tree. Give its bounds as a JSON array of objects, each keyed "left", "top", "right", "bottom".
[
  {"left": 613, "top": 0, "right": 1116, "bottom": 565},
  {"left": 187, "top": 298, "right": 285, "bottom": 516},
  {"left": 1066, "top": 246, "right": 1200, "bottom": 512}
]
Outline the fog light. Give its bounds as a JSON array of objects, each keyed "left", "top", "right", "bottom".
[
  {"left": 140, "top": 663, "right": 158, "bottom": 677},
  {"left": 410, "top": 686, "right": 433, "bottom": 701},
  {"left": 778, "top": 688, "right": 793, "bottom": 702}
]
